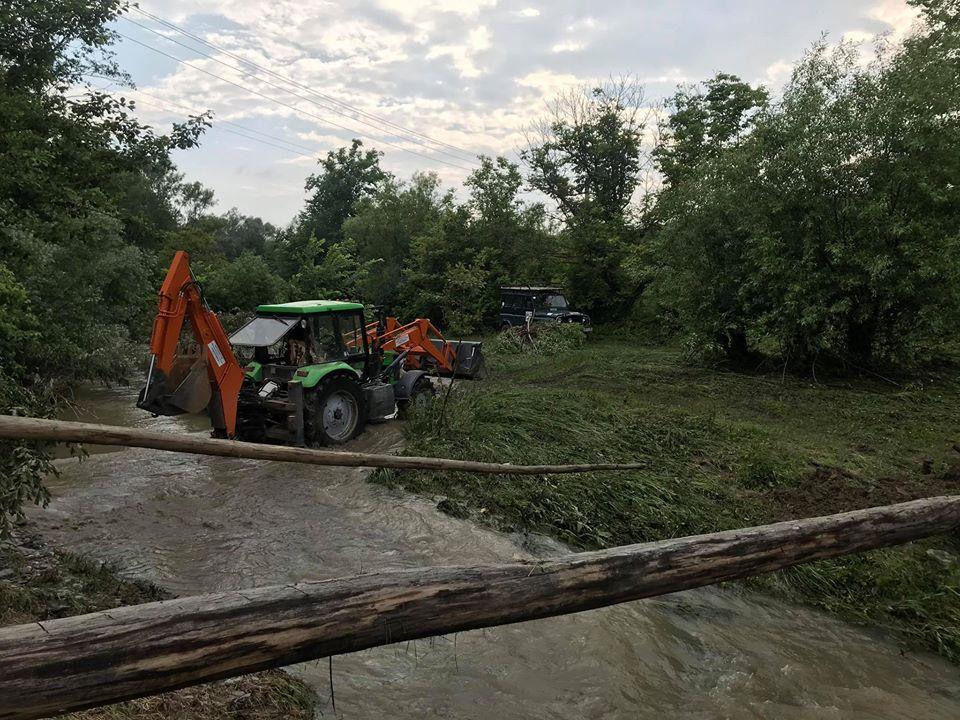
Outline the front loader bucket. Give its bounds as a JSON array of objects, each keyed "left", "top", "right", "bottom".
[
  {"left": 431, "top": 339, "right": 486, "bottom": 379},
  {"left": 137, "top": 352, "right": 212, "bottom": 416}
]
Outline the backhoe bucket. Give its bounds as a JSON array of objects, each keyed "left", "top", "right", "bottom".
[
  {"left": 137, "top": 352, "right": 212, "bottom": 416},
  {"left": 431, "top": 339, "right": 486, "bottom": 379}
]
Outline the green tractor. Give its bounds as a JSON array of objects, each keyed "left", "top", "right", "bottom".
[{"left": 137, "top": 253, "right": 484, "bottom": 446}]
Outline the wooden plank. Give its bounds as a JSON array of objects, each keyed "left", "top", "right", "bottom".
[
  {"left": 1, "top": 496, "right": 958, "bottom": 720},
  {"left": 0, "top": 415, "right": 647, "bottom": 474}
]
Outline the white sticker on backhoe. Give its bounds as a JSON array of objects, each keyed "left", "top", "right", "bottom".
[
  {"left": 207, "top": 340, "right": 226, "bottom": 367},
  {"left": 396, "top": 333, "right": 410, "bottom": 346}
]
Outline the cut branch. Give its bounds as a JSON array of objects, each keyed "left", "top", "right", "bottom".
[
  {"left": 1, "top": 496, "right": 959, "bottom": 720},
  {"left": 0, "top": 415, "right": 646, "bottom": 474}
]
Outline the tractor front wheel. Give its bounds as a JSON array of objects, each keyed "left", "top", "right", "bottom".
[{"left": 306, "top": 375, "right": 365, "bottom": 446}]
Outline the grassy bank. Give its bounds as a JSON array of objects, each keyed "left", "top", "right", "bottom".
[
  {"left": 0, "top": 530, "right": 318, "bottom": 719},
  {"left": 376, "top": 336, "right": 960, "bottom": 661}
]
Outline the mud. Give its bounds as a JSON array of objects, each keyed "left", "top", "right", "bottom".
[{"left": 26, "top": 384, "right": 960, "bottom": 719}]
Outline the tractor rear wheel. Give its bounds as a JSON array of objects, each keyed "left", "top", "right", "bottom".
[{"left": 306, "top": 374, "right": 365, "bottom": 446}]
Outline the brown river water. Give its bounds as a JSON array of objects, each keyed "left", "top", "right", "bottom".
[{"left": 27, "top": 384, "right": 960, "bottom": 719}]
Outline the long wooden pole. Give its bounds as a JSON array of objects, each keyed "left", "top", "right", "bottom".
[
  {"left": 2, "top": 496, "right": 959, "bottom": 720},
  {"left": 0, "top": 415, "right": 646, "bottom": 474}
]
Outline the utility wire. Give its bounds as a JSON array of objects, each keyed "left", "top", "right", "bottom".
[
  {"left": 130, "top": 6, "right": 479, "bottom": 163},
  {"left": 122, "top": 14, "right": 479, "bottom": 167},
  {"left": 131, "top": 95, "right": 316, "bottom": 158},
  {"left": 116, "top": 32, "right": 477, "bottom": 172},
  {"left": 87, "top": 78, "right": 322, "bottom": 156},
  {"left": 119, "top": 19, "right": 480, "bottom": 169}
]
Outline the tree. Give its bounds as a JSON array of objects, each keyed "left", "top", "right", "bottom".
[
  {"left": 650, "top": 0, "right": 960, "bottom": 369},
  {"left": 296, "top": 139, "right": 389, "bottom": 248},
  {"left": 522, "top": 79, "right": 649, "bottom": 320},
  {"left": 204, "top": 252, "right": 286, "bottom": 311},
  {"left": 0, "top": 0, "right": 209, "bottom": 531},
  {"left": 343, "top": 173, "right": 445, "bottom": 308},
  {"left": 653, "top": 73, "right": 768, "bottom": 187}
]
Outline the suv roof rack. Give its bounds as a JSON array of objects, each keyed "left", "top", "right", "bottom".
[{"left": 500, "top": 286, "right": 563, "bottom": 292}]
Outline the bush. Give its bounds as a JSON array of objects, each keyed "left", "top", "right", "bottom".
[{"left": 488, "top": 323, "right": 586, "bottom": 356}]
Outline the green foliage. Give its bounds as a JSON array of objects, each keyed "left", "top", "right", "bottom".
[
  {"left": 288, "top": 238, "right": 374, "bottom": 302},
  {"left": 441, "top": 257, "right": 491, "bottom": 335},
  {"left": 343, "top": 173, "right": 446, "bottom": 307},
  {"left": 0, "top": 0, "right": 211, "bottom": 529},
  {"left": 523, "top": 80, "right": 647, "bottom": 320},
  {"left": 654, "top": 73, "right": 768, "bottom": 187},
  {"left": 204, "top": 252, "right": 286, "bottom": 311},
  {"left": 649, "top": 3, "right": 960, "bottom": 369},
  {"left": 296, "top": 138, "right": 388, "bottom": 250}
]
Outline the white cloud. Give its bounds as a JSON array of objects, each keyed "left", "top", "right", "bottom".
[
  {"left": 842, "top": 29, "right": 875, "bottom": 43},
  {"left": 551, "top": 41, "right": 585, "bottom": 54},
  {"left": 866, "top": 0, "right": 920, "bottom": 41},
  {"left": 764, "top": 59, "right": 794, "bottom": 87},
  {"left": 515, "top": 8, "right": 540, "bottom": 18},
  {"left": 515, "top": 70, "right": 583, "bottom": 97},
  {"left": 377, "top": 0, "right": 497, "bottom": 21},
  {"left": 427, "top": 25, "right": 492, "bottom": 77}
]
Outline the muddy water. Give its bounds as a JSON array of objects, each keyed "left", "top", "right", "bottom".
[{"left": 31, "top": 385, "right": 960, "bottom": 719}]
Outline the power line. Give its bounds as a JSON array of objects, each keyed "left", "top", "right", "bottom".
[
  {"left": 90, "top": 78, "right": 322, "bottom": 156},
  {"left": 121, "top": 15, "right": 479, "bottom": 167},
  {"left": 129, "top": 6, "right": 480, "bottom": 163},
  {"left": 115, "top": 32, "right": 477, "bottom": 172},
  {"left": 132, "top": 96, "right": 316, "bottom": 158},
  {"left": 82, "top": 75, "right": 317, "bottom": 157}
]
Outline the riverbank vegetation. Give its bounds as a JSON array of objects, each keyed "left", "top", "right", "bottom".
[
  {"left": 380, "top": 336, "right": 960, "bottom": 661},
  {"left": 0, "top": 530, "right": 318, "bottom": 719}
]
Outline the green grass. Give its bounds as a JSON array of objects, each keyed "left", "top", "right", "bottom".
[{"left": 375, "top": 338, "right": 960, "bottom": 661}]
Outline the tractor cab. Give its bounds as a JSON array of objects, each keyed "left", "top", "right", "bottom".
[
  {"left": 231, "top": 301, "right": 374, "bottom": 384},
  {"left": 229, "top": 301, "right": 394, "bottom": 446}
]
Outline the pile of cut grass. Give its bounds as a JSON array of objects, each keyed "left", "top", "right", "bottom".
[{"left": 376, "top": 338, "right": 960, "bottom": 661}]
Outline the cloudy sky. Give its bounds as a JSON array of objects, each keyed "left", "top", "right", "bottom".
[{"left": 105, "top": 0, "right": 919, "bottom": 225}]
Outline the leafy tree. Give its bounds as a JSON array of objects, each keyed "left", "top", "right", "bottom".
[
  {"left": 204, "top": 251, "right": 286, "bottom": 311},
  {"left": 343, "top": 172, "right": 445, "bottom": 307},
  {"left": 650, "top": 0, "right": 960, "bottom": 368},
  {"left": 296, "top": 139, "right": 389, "bottom": 249},
  {"left": 289, "top": 238, "right": 375, "bottom": 302},
  {"left": 466, "top": 156, "right": 557, "bottom": 279},
  {"left": 653, "top": 73, "right": 768, "bottom": 187},
  {"left": 0, "top": 0, "right": 209, "bottom": 531},
  {"left": 523, "top": 79, "right": 648, "bottom": 320}
]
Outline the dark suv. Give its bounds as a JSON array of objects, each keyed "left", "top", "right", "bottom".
[{"left": 499, "top": 287, "right": 591, "bottom": 331}]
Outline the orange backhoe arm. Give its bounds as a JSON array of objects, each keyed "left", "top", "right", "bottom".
[
  {"left": 366, "top": 317, "right": 458, "bottom": 374},
  {"left": 138, "top": 251, "right": 245, "bottom": 437}
]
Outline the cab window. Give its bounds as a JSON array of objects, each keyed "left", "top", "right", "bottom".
[
  {"left": 309, "top": 315, "right": 343, "bottom": 363},
  {"left": 338, "top": 312, "right": 365, "bottom": 357}
]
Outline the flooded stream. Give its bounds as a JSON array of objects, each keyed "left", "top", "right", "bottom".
[{"left": 28, "top": 385, "right": 960, "bottom": 718}]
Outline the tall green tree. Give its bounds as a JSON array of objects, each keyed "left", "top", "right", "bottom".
[
  {"left": 0, "top": 0, "right": 208, "bottom": 531},
  {"left": 523, "top": 79, "right": 648, "bottom": 320},
  {"left": 296, "top": 139, "right": 389, "bottom": 249},
  {"left": 650, "top": 0, "right": 960, "bottom": 369},
  {"left": 653, "top": 73, "right": 768, "bottom": 187}
]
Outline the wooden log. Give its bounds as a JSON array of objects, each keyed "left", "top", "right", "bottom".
[
  {"left": 1, "top": 496, "right": 959, "bottom": 720},
  {"left": 0, "top": 415, "right": 646, "bottom": 475}
]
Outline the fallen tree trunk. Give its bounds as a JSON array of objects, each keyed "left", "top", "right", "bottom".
[
  {"left": 0, "top": 414, "right": 647, "bottom": 475},
  {"left": 2, "top": 496, "right": 959, "bottom": 720}
]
